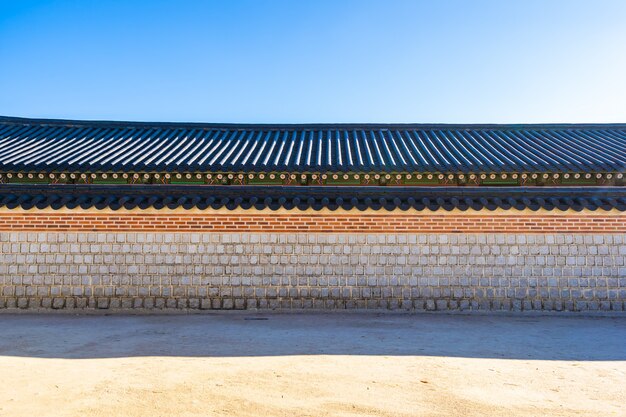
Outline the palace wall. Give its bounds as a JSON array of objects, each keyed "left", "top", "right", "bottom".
[{"left": 1, "top": 208, "right": 625, "bottom": 312}]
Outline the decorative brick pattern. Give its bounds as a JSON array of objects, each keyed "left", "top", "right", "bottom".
[
  {"left": 1, "top": 232, "right": 624, "bottom": 312},
  {"left": 0, "top": 212, "right": 625, "bottom": 232}
]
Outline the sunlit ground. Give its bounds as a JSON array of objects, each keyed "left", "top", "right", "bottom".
[{"left": 0, "top": 313, "right": 624, "bottom": 417}]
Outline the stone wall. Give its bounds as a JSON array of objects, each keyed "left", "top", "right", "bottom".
[{"left": 1, "top": 231, "right": 624, "bottom": 312}]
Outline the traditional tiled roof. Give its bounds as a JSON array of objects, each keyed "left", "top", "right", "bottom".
[
  {"left": 1, "top": 185, "right": 624, "bottom": 211},
  {"left": 1, "top": 116, "right": 625, "bottom": 175}
]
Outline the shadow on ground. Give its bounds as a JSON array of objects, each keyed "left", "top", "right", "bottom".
[{"left": 0, "top": 313, "right": 624, "bottom": 360}]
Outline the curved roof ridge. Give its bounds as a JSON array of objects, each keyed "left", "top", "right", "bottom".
[{"left": 2, "top": 115, "right": 626, "bottom": 130}]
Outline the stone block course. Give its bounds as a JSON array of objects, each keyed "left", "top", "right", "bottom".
[{"left": 0, "top": 232, "right": 624, "bottom": 312}]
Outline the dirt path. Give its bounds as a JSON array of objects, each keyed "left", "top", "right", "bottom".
[{"left": 0, "top": 313, "right": 624, "bottom": 417}]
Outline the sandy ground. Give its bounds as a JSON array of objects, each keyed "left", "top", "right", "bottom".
[{"left": 0, "top": 313, "right": 624, "bottom": 417}]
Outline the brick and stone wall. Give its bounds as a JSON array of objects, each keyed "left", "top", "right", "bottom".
[{"left": 1, "top": 208, "right": 625, "bottom": 312}]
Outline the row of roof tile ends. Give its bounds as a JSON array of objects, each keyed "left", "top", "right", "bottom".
[
  {"left": 1, "top": 186, "right": 625, "bottom": 211},
  {"left": 1, "top": 117, "right": 625, "bottom": 173}
]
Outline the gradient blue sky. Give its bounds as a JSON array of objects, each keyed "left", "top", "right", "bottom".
[{"left": 1, "top": 0, "right": 625, "bottom": 123}]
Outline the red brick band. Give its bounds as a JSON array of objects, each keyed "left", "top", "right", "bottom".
[{"left": 0, "top": 212, "right": 624, "bottom": 233}]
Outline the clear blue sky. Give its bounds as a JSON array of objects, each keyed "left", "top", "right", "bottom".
[{"left": 1, "top": 0, "right": 625, "bottom": 123}]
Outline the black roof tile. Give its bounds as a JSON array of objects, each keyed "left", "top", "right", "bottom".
[{"left": 1, "top": 116, "right": 625, "bottom": 174}]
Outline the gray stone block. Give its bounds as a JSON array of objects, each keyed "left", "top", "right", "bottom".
[
  {"left": 17, "top": 297, "right": 28, "bottom": 309},
  {"left": 52, "top": 297, "right": 65, "bottom": 309}
]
